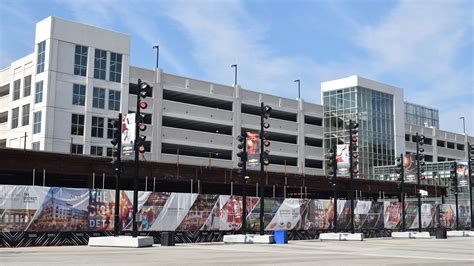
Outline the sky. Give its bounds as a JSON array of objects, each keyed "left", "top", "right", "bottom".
[{"left": 0, "top": 0, "right": 472, "bottom": 135}]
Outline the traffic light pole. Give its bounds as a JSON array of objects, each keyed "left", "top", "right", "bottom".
[
  {"left": 241, "top": 133, "right": 248, "bottom": 235},
  {"left": 453, "top": 161, "right": 459, "bottom": 231},
  {"left": 349, "top": 120, "right": 355, "bottom": 234},
  {"left": 132, "top": 81, "right": 142, "bottom": 238},
  {"left": 416, "top": 133, "right": 422, "bottom": 232},
  {"left": 469, "top": 143, "right": 473, "bottom": 230},
  {"left": 114, "top": 113, "right": 122, "bottom": 237},
  {"left": 399, "top": 154, "right": 406, "bottom": 232},
  {"left": 259, "top": 102, "right": 265, "bottom": 236},
  {"left": 332, "top": 143, "right": 338, "bottom": 233}
]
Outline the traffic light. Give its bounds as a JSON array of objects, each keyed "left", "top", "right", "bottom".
[
  {"left": 395, "top": 154, "right": 404, "bottom": 181},
  {"left": 260, "top": 103, "right": 272, "bottom": 166},
  {"left": 350, "top": 121, "right": 359, "bottom": 176},
  {"left": 450, "top": 161, "right": 458, "bottom": 193},
  {"left": 135, "top": 79, "right": 152, "bottom": 154},
  {"left": 237, "top": 133, "right": 248, "bottom": 179},
  {"left": 416, "top": 134, "right": 425, "bottom": 181},
  {"left": 110, "top": 114, "right": 122, "bottom": 175},
  {"left": 327, "top": 146, "right": 337, "bottom": 187}
]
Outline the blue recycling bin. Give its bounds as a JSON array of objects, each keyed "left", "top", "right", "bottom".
[{"left": 274, "top": 230, "right": 288, "bottom": 244}]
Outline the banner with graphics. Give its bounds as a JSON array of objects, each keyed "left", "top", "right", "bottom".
[
  {"left": 265, "top": 198, "right": 304, "bottom": 231},
  {"left": 247, "top": 198, "right": 283, "bottom": 231},
  {"left": 121, "top": 113, "right": 136, "bottom": 157},
  {"left": 301, "top": 199, "right": 335, "bottom": 230},
  {"left": 336, "top": 144, "right": 350, "bottom": 177},
  {"left": 404, "top": 154, "right": 417, "bottom": 183},
  {"left": 383, "top": 202, "right": 403, "bottom": 229},
  {"left": 246, "top": 132, "right": 260, "bottom": 168},
  {"left": 362, "top": 202, "right": 384, "bottom": 229},
  {"left": 336, "top": 200, "right": 352, "bottom": 230},
  {"left": 0, "top": 185, "right": 471, "bottom": 233},
  {"left": 456, "top": 162, "right": 469, "bottom": 188},
  {"left": 0, "top": 186, "right": 49, "bottom": 232}
]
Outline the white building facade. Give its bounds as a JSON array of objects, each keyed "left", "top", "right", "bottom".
[{"left": 0, "top": 17, "right": 471, "bottom": 180}]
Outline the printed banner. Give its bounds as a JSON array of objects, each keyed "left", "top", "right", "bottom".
[
  {"left": 383, "top": 202, "right": 402, "bottom": 229},
  {"left": 336, "top": 144, "right": 349, "bottom": 177},
  {"left": 0, "top": 186, "right": 49, "bottom": 232},
  {"left": 121, "top": 113, "right": 136, "bottom": 157},
  {"left": 404, "top": 154, "right": 417, "bottom": 183},
  {"left": 246, "top": 132, "right": 260, "bottom": 168},
  {"left": 247, "top": 198, "right": 283, "bottom": 231},
  {"left": 265, "top": 198, "right": 304, "bottom": 231},
  {"left": 0, "top": 185, "right": 471, "bottom": 233},
  {"left": 456, "top": 162, "right": 469, "bottom": 188}
]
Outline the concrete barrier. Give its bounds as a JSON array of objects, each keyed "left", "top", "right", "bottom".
[
  {"left": 223, "top": 234, "right": 274, "bottom": 244},
  {"left": 391, "top": 232, "right": 430, "bottom": 239},
  {"left": 319, "top": 233, "right": 364, "bottom": 241},
  {"left": 88, "top": 236, "right": 154, "bottom": 248},
  {"left": 447, "top": 231, "right": 474, "bottom": 237}
]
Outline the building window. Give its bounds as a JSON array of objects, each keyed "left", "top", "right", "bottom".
[
  {"left": 35, "top": 81, "right": 43, "bottom": 104},
  {"left": 33, "top": 111, "right": 42, "bottom": 134},
  {"left": 13, "top": 79, "right": 20, "bottom": 100},
  {"left": 71, "top": 144, "right": 83, "bottom": 154},
  {"left": 109, "top": 53, "right": 122, "bottom": 83},
  {"left": 93, "top": 87, "right": 105, "bottom": 109},
  {"left": 11, "top": 107, "right": 19, "bottom": 129},
  {"left": 37, "top": 41, "right": 46, "bottom": 74},
  {"left": 22, "top": 104, "right": 30, "bottom": 126},
  {"left": 71, "top": 114, "right": 85, "bottom": 136},
  {"left": 72, "top": 84, "right": 86, "bottom": 106},
  {"left": 108, "top": 90, "right": 121, "bottom": 111},
  {"left": 32, "top": 142, "right": 40, "bottom": 150},
  {"left": 74, "top": 45, "right": 88, "bottom": 76},
  {"left": 94, "top": 49, "right": 107, "bottom": 80},
  {"left": 106, "top": 147, "right": 113, "bottom": 157},
  {"left": 91, "top": 146, "right": 103, "bottom": 156},
  {"left": 91, "top": 116, "right": 104, "bottom": 138},
  {"left": 107, "top": 118, "right": 115, "bottom": 139},
  {"left": 24, "top": 75, "right": 31, "bottom": 97}
]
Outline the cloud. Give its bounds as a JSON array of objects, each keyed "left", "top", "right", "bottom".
[
  {"left": 162, "top": 1, "right": 325, "bottom": 102},
  {"left": 58, "top": 0, "right": 188, "bottom": 73},
  {"left": 352, "top": 0, "right": 473, "bottom": 134}
]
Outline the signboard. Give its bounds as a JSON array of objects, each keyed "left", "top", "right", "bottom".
[
  {"left": 121, "top": 113, "right": 136, "bottom": 157},
  {"left": 336, "top": 144, "right": 349, "bottom": 176},
  {"left": 246, "top": 132, "right": 260, "bottom": 168},
  {"left": 404, "top": 154, "right": 417, "bottom": 183},
  {"left": 456, "top": 162, "right": 468, "bottom": 188}
]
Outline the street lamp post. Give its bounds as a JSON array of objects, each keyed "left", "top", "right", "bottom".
[
  {"left": 459, "top": 117, "right": 465, "bottom": 134},
  {"left": 153, "top": 45, "right": 159, "bottom": 68},
  {"left": 294, "top": 79, "right": 300, "bottom": 99},
  {"left": 231, "top": 64, "right": 237, "bottom": 86}
]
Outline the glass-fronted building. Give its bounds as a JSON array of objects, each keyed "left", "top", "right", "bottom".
[
  {"left": 321, "top": 76, "right": 406, "bottom": 179},
  {"left": 374, "top": 161, "right": 470, "bottom": 203},
  {"left": 323, "top": 87, "right": 396, "bottom": 178},
  {"left": 405, "top": 102, "right": 439, "bottom": 128}
]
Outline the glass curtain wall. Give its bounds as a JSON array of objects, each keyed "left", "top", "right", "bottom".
[
  {"left": 324, "top": 87, "right": 395, "bottom": 179},
  {"left": 405, "top": 102, "right": 439, "bottom": 128}
]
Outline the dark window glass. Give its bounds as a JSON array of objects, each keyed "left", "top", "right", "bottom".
[
  {"left": 91, "top": 116, "right": 104, "bottom": 138},
  {"left": 71, "top": 114, "right": 85, "bottom": 136},
  {"left": 24, "top": 75, "right": 31, "bottom": 97},
  {"left": 94, "top": 49, "right": 107, "bottom": 80},
  {"left": 37, "top": 41, "right": 46, "bottom": 74},
  {"left": 72, "top": 84, "right": 86, "bottom": 106},
  {"left": 109, "top": 52, "right": 122, "bottom": 83},
  {"left": 74, "top": 45, "right": 88, "bottom": 76}
]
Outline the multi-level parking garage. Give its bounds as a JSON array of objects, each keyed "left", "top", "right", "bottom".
[{"left": 0, "top": 17, "right": 472, "bottom": 200}]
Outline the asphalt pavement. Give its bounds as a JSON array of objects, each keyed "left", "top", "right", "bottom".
[{"left": 1, "top": 237, "right": 473, "bottom": 265}]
